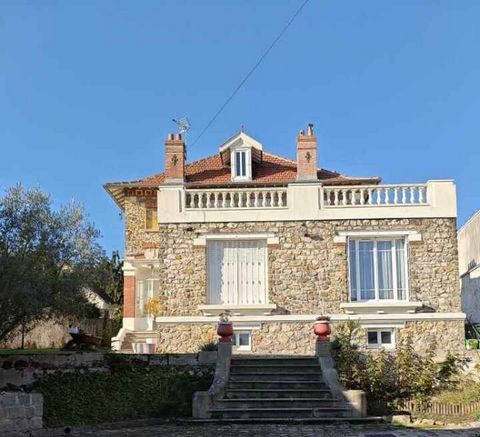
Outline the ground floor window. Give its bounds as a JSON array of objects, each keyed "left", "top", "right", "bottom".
[
  {"left": 232, "top": 331, "right": 252, "bottom": 351},
  {"left": 367, "top": 328, "right": 395, "bottom": 349}
]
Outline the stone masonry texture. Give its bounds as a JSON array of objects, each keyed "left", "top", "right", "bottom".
[{"left": 124, "top": 195, "right": 462, "bottom": 354}]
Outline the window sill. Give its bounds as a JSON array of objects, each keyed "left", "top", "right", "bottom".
[
  {"left": 198, "top": 304, "right": 277, "bottom": 316},
  {"left": 340, "top": 301, "right": 422, "bottom": 315}
]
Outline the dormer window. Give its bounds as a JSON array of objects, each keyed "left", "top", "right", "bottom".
[
  {"left": 231, "top": 148, "right": 251, "bottom": 181},
  {"left": 218, "top": 131, "right": 261, "bottom": 182},
  {"left": 235, "top": 150, "right": 247, "bottom": 177}
]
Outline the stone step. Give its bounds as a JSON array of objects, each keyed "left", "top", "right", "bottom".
[
  {"left": 225, "top": 389, "right": 333, "bottom": 399},
  {"left": 231, "top": 357, "right": 317, "bottom": 366},
  {"left": 186, "top": 417, "right": 384, "bottom": 424},
  {"left": 209, "top": 407, "right": 351, "bottom": 419},
  {"left": 229, "top": 372, "right": 323, "bottom": 382},
  {"left": 230, "top": 364, "right": 322, "bottom": 374},
  {"left": 228, "top": 380, "right": 328, "bottom": 390},
  {"left": 216, "top": 398, "right": 342, "bottom": 409}
]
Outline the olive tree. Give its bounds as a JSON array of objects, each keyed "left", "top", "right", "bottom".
[{"left": 0, "top": 185, "right": 103, "bottom": 344}]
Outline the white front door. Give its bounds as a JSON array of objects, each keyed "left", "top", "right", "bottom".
[{"left": 207, "top": 240, "right": 267, "bottom": 305}]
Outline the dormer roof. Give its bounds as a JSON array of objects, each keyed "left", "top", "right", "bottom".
[{"left": 218, "top": 131, "right": 263, "bottom": 166}]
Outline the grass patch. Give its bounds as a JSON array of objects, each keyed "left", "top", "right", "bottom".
[
  {"left": 35, "top": 367, "right": 213, "bottom": 427},
  {"left": 434, "top": 382, "right": 480, "bottom": 404}
]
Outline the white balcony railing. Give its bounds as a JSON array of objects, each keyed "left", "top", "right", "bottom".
[
  {"left": 185, "top": 187, "right": 288, "bottom": 210},
  {"left": 322, "top": 184, "right": 428, "bottom": 208}
]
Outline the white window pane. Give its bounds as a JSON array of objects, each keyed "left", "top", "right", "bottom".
[
  {"left": 367, "top": 331, "right": 378, "bottom": 345},
  {"left": 359, "top": 241, "right": 375, "bottom": 300},
  {"left": 377, "top": 241, "right": 394, "bottom": 299},
  {"left": 239, "top": 333, "right": 250, "bottom": 346},
  {"left": 396, "top": 240, "right": 407, "bottom": 300},
  {"left": 235, "top": 152, "right": 241, "bottom": 176},
  {"left": 348, "top": 240, "right": 357, "bottom": 301},
  {"left": 381, "top": 331, "right": 392, "bottom": 344}
]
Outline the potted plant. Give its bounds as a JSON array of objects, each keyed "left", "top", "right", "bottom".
[
  {"left": 217, "top": 310, "right": 233, "bottom": 342},
  {"left": 144, "top": 296, "right": 167, "bottom": 331},
  {"left": 314, "top": 315, "right": 331, "bottom": 341}
]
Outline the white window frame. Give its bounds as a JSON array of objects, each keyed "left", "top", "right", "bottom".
[
  {"left": 231, "top": 148, "right": 251, "bottom": 181},
  {"left": 366, "top": 328, "right": 396, "bottom": 349},
  {"left": 347, "top": 237, "right": 409, "bottom": 303},
  {"left": 232, "top": 331, "right": 252, "bottom": 351}
]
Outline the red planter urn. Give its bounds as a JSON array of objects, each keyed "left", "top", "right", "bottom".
[
  {"left": 314, "top": 318, "right": 331, "bottom": 341},
  {"left": 217, "top": 322, "right": 234, "bottom": 343}
]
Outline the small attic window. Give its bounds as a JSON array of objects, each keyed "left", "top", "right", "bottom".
[{"left": 231, "top": 149, "right": 251, "bottom": 181}]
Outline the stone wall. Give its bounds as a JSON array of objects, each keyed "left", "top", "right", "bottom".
[
  {"left": 156, "top": 319, "right": 464, "bottom": 357},
  {"left": 0, "top": 351, "right": 216, "bottom": 390},
  {"left": 0, "top": 392, "right": 43, "bottom": 435},
  {"left": 125, "top": 213, "right": 460, "bottom": 315}
]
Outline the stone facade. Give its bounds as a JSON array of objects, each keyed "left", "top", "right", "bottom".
[
  {"left": 125, "top": 200, "right": 460, "bottom": 316},
  {"left": 122, "top": 193, "right": 463, "bottom": 356},
  {"left": 154, "top": 320, "right": 464, "bottom": 357}
]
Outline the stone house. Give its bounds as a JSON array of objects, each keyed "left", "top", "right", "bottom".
[
  {"left": 458, "top": 210, "right": 480, "bottom": 324},
  {"left": 105, "top": 124, "right": 465, "bottom": 355}
]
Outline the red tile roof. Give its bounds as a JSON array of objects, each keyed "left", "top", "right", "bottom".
[{"left": 106, "top": 151, "right": 380, "bottom": 189}]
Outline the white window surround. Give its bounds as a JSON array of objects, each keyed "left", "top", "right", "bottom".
[
  {"left": 193, "top": 233, "right": 279, "bottom": 247},
  {"left": 366, "top": 328, "right": 396, "bottom": 349},
  {"left": 231, "top": 148, "right": 252, "bottom": 181},
  {"left": 333, "top": 230, "right": 422, "bottom": 245},
  {"left": 198, "top": 303, "right": 277, "bottom": 316},
  {"left": 340, "top": 301, "right": 422, "bottom": 314},
  {"left": 232, "top": 331, "right": 252, "bottom": 352},
  {"left": 347, "top": 236, "right": 410, "bottom": 303}
]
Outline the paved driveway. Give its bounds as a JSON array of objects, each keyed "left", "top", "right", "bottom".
[{"left": 79, "top": 423, "right": 480, "bottom": 437}]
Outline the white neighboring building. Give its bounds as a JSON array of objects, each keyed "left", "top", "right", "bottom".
[{"left": 458, "top": 210, "right": 480, "bottom": 323}]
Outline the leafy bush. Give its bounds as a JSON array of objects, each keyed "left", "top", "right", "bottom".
[
  {"left": 333, "top": 322, "right": 461, "bottom": 411},
  {"left": 199, "top": 341, "right": 217, "bottom": 352},
  {"left": 35, "top": 367, "right": 213, "bottom": 427}
]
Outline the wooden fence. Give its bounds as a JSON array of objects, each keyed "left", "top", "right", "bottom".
[{"left": 404, "top": 400, "right": 480, "bottom": 416}]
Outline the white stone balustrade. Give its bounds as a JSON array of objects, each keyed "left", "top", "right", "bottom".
[
  {"left": 322, "top": 184, "right": 428, "bottom": 208},
  {"left": 157, "top": 180, "right": 455, "bottom": 223},
  {"left": 185, "top": 188, "right": 288, "bottom": 210}
]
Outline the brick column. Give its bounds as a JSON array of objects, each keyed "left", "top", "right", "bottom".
[{"left": 123, "top": 274, "right": 136, "bottom": 318}]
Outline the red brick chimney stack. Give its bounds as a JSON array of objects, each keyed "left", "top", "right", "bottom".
[
  {"left": 165, "top": 132, "right": 186, "bottom": 183},
  {"left": 296, "top": 123, "right": 318, "bottom": 181}
]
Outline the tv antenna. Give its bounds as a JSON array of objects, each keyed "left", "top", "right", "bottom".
[{"left": 172, "top": 117, "right": 191, "bottom": 138}]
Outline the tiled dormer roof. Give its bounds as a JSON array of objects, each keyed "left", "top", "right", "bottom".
[{"left": 108, "top": 151, "right": 380, "bottom": 188}]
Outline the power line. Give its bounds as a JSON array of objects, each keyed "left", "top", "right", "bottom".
[{"left": 191, "top": 0, "right": 311, "bottom": 147}]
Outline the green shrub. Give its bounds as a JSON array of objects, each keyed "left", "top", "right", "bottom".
[
  {"left": 35, "top": 367, "right": 213, "bottom": 427},
  {"left": 333, "top": 322, "right": 461, "bottom": 411}
]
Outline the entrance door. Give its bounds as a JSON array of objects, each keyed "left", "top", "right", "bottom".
[
  {"left": 207, "top": 240, "right": 267, "bottom": 305},
  {"left": 135, "top": 278, "right": 158, "bottom": 316}
]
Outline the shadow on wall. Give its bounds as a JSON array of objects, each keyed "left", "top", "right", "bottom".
[{"left": 461, "top": 266, "right": 480, "bottom": 324}]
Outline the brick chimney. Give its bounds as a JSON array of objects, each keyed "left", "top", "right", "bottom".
[
  {"left": 296, "top": 123, "right": 318, "bottom": 181},
  {"left": 165, "top": 133, "right": 186, "bottom": 183}
]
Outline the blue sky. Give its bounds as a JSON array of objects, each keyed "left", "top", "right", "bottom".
[{"left": 1, "top": 0, "right": 479, "bottom": 255}]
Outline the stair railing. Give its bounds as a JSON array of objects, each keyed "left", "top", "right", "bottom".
[
  {"left": 192, "top": 339, "right": 232, "bottom": 418},
  {"left": 315, "top": 329, "right": 367, "bottom": 417}
]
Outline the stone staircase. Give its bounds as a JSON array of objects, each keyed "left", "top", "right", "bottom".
[
  {"left": 119, "top": 331, "right": 156, "bottom": 353},
  {"left": 208, "top": 356, "right": 351, "bottom": 419}
]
